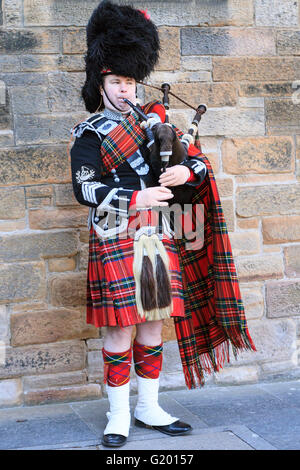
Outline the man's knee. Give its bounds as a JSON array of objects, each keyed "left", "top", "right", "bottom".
[
  {"left": 106, "top": 325, "right": 134, "bottom": 342},
  {"left": 135, "top": 320, "right": 163, "bottom": 345}
]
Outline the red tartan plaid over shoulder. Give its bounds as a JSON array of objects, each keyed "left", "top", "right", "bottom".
[{"left": 173, "top": 154, "right": 256, "bottom": 388}]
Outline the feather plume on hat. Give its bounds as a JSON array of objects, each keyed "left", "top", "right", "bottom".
[{"left": 82, "top": 1, "right": 160, "bottom": 113}]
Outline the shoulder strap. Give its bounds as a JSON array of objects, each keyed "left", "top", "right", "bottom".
[{"left": 71, "top": 113, "right": 105, "bottom": 140}]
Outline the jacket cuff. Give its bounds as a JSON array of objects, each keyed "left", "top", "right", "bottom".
[
  {"left": 181, "top": 158, "right": 207, "bottom": 187},
  {"left": 97, "top": 187, "right": 135, "bottom": 216}
]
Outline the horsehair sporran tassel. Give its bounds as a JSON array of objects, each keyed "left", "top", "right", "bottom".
[{"left": 133, "top": 233, "right": 173, "bottom": 321}]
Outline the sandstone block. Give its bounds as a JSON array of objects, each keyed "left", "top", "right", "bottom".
[
  {"left": 0, "top": 262, "right": 46, "bottom": 303},
  {"left": 296, "top": 136, "right": 300, "bottom": 159},
  {"left": 0, "top": 341, "right": 5, "bottom": 366},
  {"left": 0, "top": 55, "right": 20, "bottom": 73},
  {"left": 28, "top": 197, "right": 52, "bottom": 209},
  {"left": 196, "top": 107, "right": 265, "bottom": 137},
  {"left": 181, "top": 56, "right": 212, "bottom": 71},
  {"left": 220, "top": 199, "right": 234, "bottom": 232},
  {"left": 145, "top": 82, "right": 237, "bottom": 109},
  {"left": 11, "top": 85, "right": 49, "bottom": 115},
  {"left": 25, "top": 185, "right": 53, "bottom": 198},
  {"left": 20, "top": 54, "right": 58, "bottom": 72},
  {"left": 222, "top": 137, "right": 294, "bottom": 174},
  {"left": 0, "top": 231, "right": 78, "bottom": 262},
  {"left": 156, "top": 27, "right": 180, "bottom": 71},
  {"left": 25, "top": 184, "right": 53, "bottom": 207},
  {"left": 11, "top": 301, "right": 48, "bottom": 313},
  {"left": 237, "top": 218, "right": 259, "bottom": 230},
  {"left": 86, "top": 338, "right": 103, "bottom": 351},
  {"left": 0, "top": 187, "right": 25, "bottom": 220},
  {"left": 181, "top": 28, "right": 275, "bottom": 56},
  {"left": 277, "top": 30, "right": 300, "bottom": 56},
  {"left": 24, "top": 383, "right": 101, "bottom": 406},
  {"left": 23, "top": 370, "right": 87, "bottom": 390},
  {"left": 88, "top": 350, "right": 103, "bottom": 383},
  {"left": 260, "top": 359, "right": 298, "bottom": 378},
  {"left": 236, "top": 174, "right": 296, "bottom": 185},
  {"left": 0, "top": 72, "right": 47, "bottom": 88},
  {"left": 24, "top": 0, "right": 98, "bottom": 26},
  {"left": 214, "top": 178, "right": 233, "bottom": 198},
  {"left": 118, "top": 0, "right": 254, "bottom": 27},
  {"left": 262, "top": 216, "right": 300, "bottom": 243},
  {"left": 48, "top": 257, "right": 76, "bottom": 273},
  {"left": 239, "top": 82, "right": 294, "bottom": 98},
  {"left": 56, "top": 55, "right": 85, "bottom": 73},
  {"left": 213, "top": 57, "right": 300, "bottom": 82},
  {"left": 0, "top": 28, "right": 60, "bottom": 53},
  {"left": 255, "top": 0, "right": 298, "bottom": 26},
  {"left": 62, "top": 28, "right": 86, "bottom": 54},
  {"left": 240, "top": 284, "right": 264, "bottom": 320},
  {"left": 48, "top": 72, "right": 85, "bottom": 113},
  {"left": 263, "top": 244, "right": 282, "bottom": 254},
  {"left": 0, "top": 130, "right": 14, "bottom": 147},
  {"left": 214, "top": 365, "right": 259, "bottom": 385},
  {"left": 0, "top": 340, "right": 86, "bottom": 378},
  {"left": 229, "top": 319, "right": 296, "bottom": 365},
  {"left": 203, "top": 152, "right": 220, "bottom": 175},
  {"left": 236, "top": 185, "right": 300, "bottom": 217},
  {"left": 0, "top": 305, "right": 8, "bottom": 339},
  {"left": 2, "top": 0, "right": 22, "bottom": 27},
  {"left": 236, "top": 254, "right": 284, "bottom": 281},
  {"left": 0, "top": 88, "right": 11, "bottom": 130},
  {"left": 266, "top": 280, "right": 300, "bottom": 318},
  {"left": 49, "top": 273, "right": 87, "bottom": 306},
  {"left": 284, "top": 245, "right": 300, "bottom": 277},
  {"left": 10, "top": 308, "right": 97, "bottom": 347},
  {"left": 29, "top": 207, "right": 88, "bottom": 230},
  {"left": 0, "top": 145, "right": 71, "bottom": 185},
  {"left": 80, "top": 229, "right": 90, "bottom": 244},
  {"left": 238, "top": 97, "right": 264, "bottom": 108},
  {"left": 162, "top": 318, "right": 177, "bottom": 342},
  {"left": 79, "top": 244, "right": 89, "bottom": 272},
  {"left": 161, "top": 341, "right": 182, "bottom": 374},
  {"left": 148, "top": 70, "right": 211, "bottom": 85},
  {"left": 228, "top": 231, "right": 260, "bottom": 256},
  {"left": 0, "top": 379, "right": 22, "bottom": 407},
  {"left": 53, "top": 183, "right": 78, "bottom": 206},
  {"left": 15, "top": 111, "right": 87, "bottom": 145},
  {"left": 266, "top": 98, "right": 300, "bottom": 134}
]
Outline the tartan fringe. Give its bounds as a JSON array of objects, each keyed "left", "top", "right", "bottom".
[
  {"left": 182, "top": 328, "right": 256, "bottom": 390},
  {"left": 225, "top": 325, "right": 257, "bottom": 358},
  {"left": 183, "top": 362, "right": 205, "bottom": 390}
]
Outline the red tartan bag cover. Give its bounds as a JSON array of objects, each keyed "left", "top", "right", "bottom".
[{"left": 99, "top": 101, "right": 256, "bottom": 389}]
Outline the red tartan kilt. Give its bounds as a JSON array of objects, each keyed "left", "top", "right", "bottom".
[{"left": 86, "top": 227, "right": 185, "bottom": 328}]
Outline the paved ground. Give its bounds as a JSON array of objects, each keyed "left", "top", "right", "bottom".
[{"left": 0, "top": 379, "right": 299, "bottom": 451}]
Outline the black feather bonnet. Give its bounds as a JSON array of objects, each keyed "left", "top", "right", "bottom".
[{"left": 81, "top": 1, "right": 160, "bottom": 113}]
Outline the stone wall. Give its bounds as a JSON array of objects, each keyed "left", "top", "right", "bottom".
[{"left": 0, "top": 0, "right": 299, "bottom": 407}]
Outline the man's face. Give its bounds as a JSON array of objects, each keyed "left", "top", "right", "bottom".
[{"left": 100, "top": 74, "right": 136, "bottom": 113}]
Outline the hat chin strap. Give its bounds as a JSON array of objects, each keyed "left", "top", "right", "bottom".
[{"left": 102, "top": 87, "right": 130, "bottom": 114}]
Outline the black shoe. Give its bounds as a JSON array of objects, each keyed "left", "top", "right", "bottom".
[
  {"left": 135, "top": 418, "right": 192, "bottom": 436},
  {"left": 101, "top": 433, "right": 127, "bottom": 447}
]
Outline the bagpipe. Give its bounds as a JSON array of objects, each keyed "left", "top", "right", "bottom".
[
  {"left": 126, "top": 84, "right": 207, "bottom": 322},
  {"left": 124, "top": 83, "right": 207, "bottom": 206}
]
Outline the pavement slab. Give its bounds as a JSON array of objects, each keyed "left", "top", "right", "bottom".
[{"left": 0, "top": 380, "right": 298, "bottom": 450}]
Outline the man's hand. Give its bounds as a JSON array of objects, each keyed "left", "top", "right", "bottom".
[
  {"left": 135, "top": 186, "right": 174, "bottom": 208},
  {"left": 159, "top": 165, "right": 190, "bottom": 187}
]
